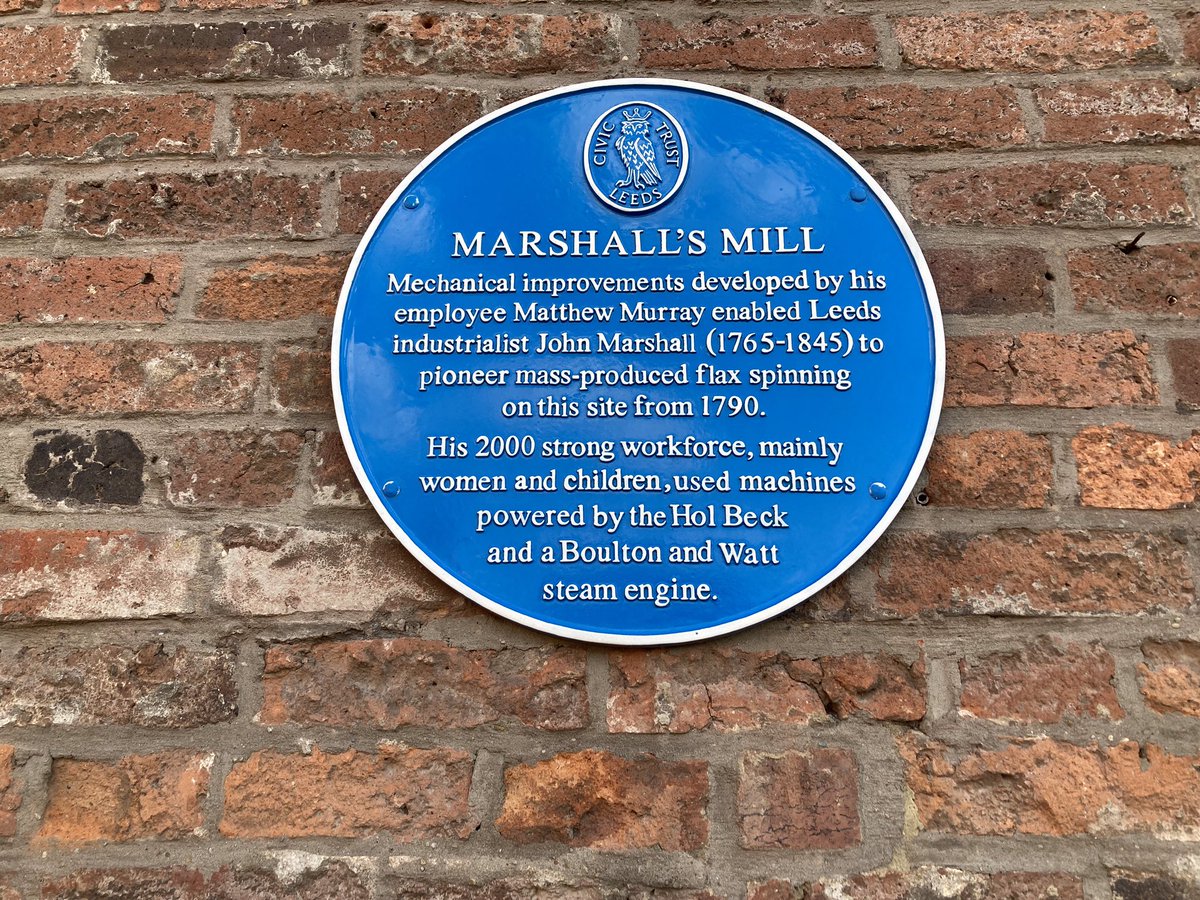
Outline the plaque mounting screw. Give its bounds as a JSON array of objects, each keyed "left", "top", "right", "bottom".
[
  {"left": 850, "top": 186, "right": 868, "bottom": 203},
  {"left": 381, "top": 481, "right": 399, "bottom": 497},
  {"left": 402, "top": 195, "right": 421, "bottom": 210},
  {"left": 868, "top": 482, "right": 887, "bottom": 500}
]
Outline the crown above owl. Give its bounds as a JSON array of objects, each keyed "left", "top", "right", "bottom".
[{"left": 621, "top": 107, "right": 653, "bottom": 122}]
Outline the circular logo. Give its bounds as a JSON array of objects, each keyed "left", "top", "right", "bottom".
[{"left": 584, "top": 101, "right": 688, "bottom": 213}]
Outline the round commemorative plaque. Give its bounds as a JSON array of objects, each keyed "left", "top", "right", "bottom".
[{"left": 333, "top": 79, "right": 944, "bottom": 645}]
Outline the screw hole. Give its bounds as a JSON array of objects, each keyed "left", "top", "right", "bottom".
[
  {"left": 1044, "top": 272, "right": 1055, "bottom": 281},
  {"left": 1167, "top": 295, "right": 1179, "bottom": 306},
  {"left": 915, "top": 490, "right": 930, "bottom": 506}
]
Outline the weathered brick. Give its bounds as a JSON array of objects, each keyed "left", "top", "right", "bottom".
[
  {"left": 1070, "top": 243, "right": 1200, "bottom": 317},
  {"left": 269, "top": 345, "right": 332, "bottom": 413},
  {"left": 0, "top": 178, "right": 50, "bottom": 238},
  {"left": 312, "top": 431, "right": 364, "bottom": 507},
  {"left": 43, "top": 861, "right": 373, "bottom": 900},
  {"left": 1074, "top": 426, "right": 1200, "bottom": 509},
  {"left": 221, "top": 746, "right": 475, "bottom": 840},
  {"left": 893, "top": 12, "right": 1166, "bottom": 72},
  {"left": 364, "top": 13, "right": 619, "bottom": 76},
  {"left": 97, "top": 22, "right": 350, "bottom": 82},
  {"left": 639, "top": 16, "right": 877, "bottom": 70},
  {"left": 1181, "top": 12, "right": 1200, "bottom": 64},
  {"left": 0, "top": 341, "right": 259, "bottom": 415},
  {"left": 0, "top": 256, "right": 181, "bottom": 324},
  {"left": 233, "top": 89, "right": 482, "bottom": 157},
  {"left": 391, "top": 879, "right": 602, "bottom": 900},
  {"left": 871, "top": 530, "right": 1193, "bottom": 618},
  {"left": 0, "top": 530, "right": 200, "bottom": 623},
  {"left": 770, "top": 85, "right": 1025, "bottom": 150},
  {"left": 1139, "top": 640, "right": 1200, "bottom": 717},
  {"left": 812, "top": 869, "right": 1084, "bottom": 900},
  {"left": 39, "top": 751, "right": 210, "bottom": 843},
  {"left": 924, "top": 430, "right": 1053, "bottom": 509},
  {"left": 0, "top": 747, "right": 18, "bottom": 838},
  {"left": 946, "top": 331, "right": 1157, "bottom": 408},
  {"left": 926, "top": 247, "right": 1052, "bottom": 315},
  {"left": 0, "top": 643, "right": 235, "bottom": 727},
  {"left": 0, "top": 25, "right": 82, "bottom": 87},
  {"left": 1170, "top": 339, "right": 1200, "bottom": 411},
  {"left": 0, "top": 96, "right": 212, "bottom": 164},
  {"left": 0, "top": 0, "right": 38, "bottom": 13},
  {"left": 607, "top": 648, "right": 924, "bottom": 732},
  {"left": 166, "top": 430, "right": 304, "bottom": 508},
  {"left": 215, "top": 526, "right": 447, "bottom": 617},
  {"left": 24, "top": 430, "right": 145, "bottom": 505},
  {"left": 497, "top": 750, "right": 707, "bottom": 851},
  {"left": 748, "top": 882, "right": 798, "bottom": 900},
  {"left": 738, "top": 749, "right": 859, "bottom": 849},
  {"left": 65, "top": 173, "right": 321, "bottom": 241},
  {"left": 339, "top": 170, "right": 402, "bottom": 235},
  {"left": 900, "top": 735, "right": 1200, "bottom": 837},
  {"left": 1112, "top": 873, "right": 1200, "bottom": 900},
  {"left": 911, "top": 163, "right": 1192, "bottom": 227},
  {"left": 262, "top": 637, "right": 587, "bottom": 731},
  {"left": 55, "top": 0, "right": 159, "bottom": 14},
  {"left": 1037, "top": 81, "right": 1200, "bottom": 145},
  {"left": 197, "top": 253, "right": 346, "bottom": 321},
  {"left": 959, "top": 638, "right": 1122, "bottom": 723}
]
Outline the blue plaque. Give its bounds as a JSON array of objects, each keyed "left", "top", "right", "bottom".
[{"left": 333, "top": 79, "right": 944, "bottom": 645}]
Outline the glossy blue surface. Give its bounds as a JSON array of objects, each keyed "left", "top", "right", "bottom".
[{"left": 335, "top": 81, "right": 941, "bottom": 643}]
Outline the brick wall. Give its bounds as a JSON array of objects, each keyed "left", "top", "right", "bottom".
[{"left": 0, "top": 0, "right": 1197, "bottom": 895}]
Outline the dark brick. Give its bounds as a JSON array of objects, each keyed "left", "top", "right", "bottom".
[
  {"left": 926, "top": 247, "right": 1053, "bottom": 315},
  {"left": 1170, "top": 339, "right": 1200, "bottom": 411},
  {"left": 24, "top": 430, "right": 145, "bottom": 505}
]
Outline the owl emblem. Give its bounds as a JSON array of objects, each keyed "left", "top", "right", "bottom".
[{"left": 613, "top": 108, "right": 662, "bottom": 190}]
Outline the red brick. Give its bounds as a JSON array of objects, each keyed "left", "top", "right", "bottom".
[
  {"left": 812, "top": 869, "right": 1084, "bottom": 900},
  {"left": 1139, "top": 640, "right": 1200, "bottom": 717},
  {"left": 262, "top": 637, "right": 587, "bottom": 730},
  {"left": 364, "top": 13, "right": 619, "bottom": 76},
  {"left": 174, "top": 0, "right": 298, "bottom": 8},
  {"left": 959, "top": 638, "right": 1122, "bottom": 723},
  {"left": 0, "top": 341, "right": 259, "bottom": 415},
  {"left": 1074, "top": 426, "right": 1200, "bottom": 509},
  {"left": 339, "top": 170, "right": 402, "bottom": 235},
  {"left": 1181, "top": 12, "right": 1200, "bottom": 64},
  {"left": 166, "top": 430, "right": 304, "bottom": 508},
  {"left": 871, "top": 530, "right": 1193, "bottom": 618},
  {"left": 1037, "top": 80, "right": 1200, "bottom": 144},
  {"left": 0, "top": 25, "right": 82, "bottom": 87},
  {"left": 0, "top": 257, "right": 180, "bottom": 324},
  {"left": 497, "top": 750, "right": 707, "bottom": 851},
  {"left": 946, "top": 331, "right": 1157, "bottom": 408},
  {"left": 0, "top": 178, "right": 49, "bottom": 238},
  {"left": 65, "top": 173, "right": 321, "bottom": 241},
  {"left": 738, "top": 749, "right": 859, "bottom": 849},
  {"left": 269, "top": 345, "right": 332, "bottom": 414},
  {"left": 0, "top": 643, "right": 235, "bottom": 727},
  {"left": 97, "top": 22, "right": 350, "bottom": 82},
  {"left": 893, "top": 12, "right": 1166, "bottom": 72},
  {"left": 197, "top": 253, "right": 346, "bottom": 321},
  {"left": 0, "top": 96, "right": 212, "bottom": 164},
  {"left": 926, "top": 247, "right": 1053, "bottom": 315},
  {"left": 221, "top": 746, "right": 475, "bottom": 840},
  {"left": 639, "top": 16, "right": 877, "bottom": 70},
  {"left": 924, "top": 431, "right": 1053, "bottom": 509},
  {"left": 39, "top": 751, "right": 210, "bottom": 843},
  {"left": 911, "top": 163, "right": 1192, "bottom": 227},
  {"left": 43, "top": 862, "right": 372, "bottom": 900},
  {"left": 1170, "top": 339, "right": 1200, "bottom": 411},
  {"left": 0, "top": 747, "right": 18, "bottom": 838},
  {"left": 770, "top": 85, "right": 1024, "bottom": 150},
  {"left": 1112, "top": 873, "right": 1200, "bottom": 900},
  {"left": 0, "top": 0, "right": 38, "bottom": 13},
  {"left": 215, "top": 526, "right": 448, "bottom": 617},
  {"left": 55, "top": 0, "right": 159, "bottom": 13},
  {"left": 312, "top": 431, "right": 364, "bottom": 507},
  {"left": 233, "top": 89, "right": 482, "bottom": 157},
  {"left": 900, "top": 735, "right": 1200, "bottom": 837},
  {"left": 748, "top": 882, "right": 799, "bottom": 900},
  {"left": 391, "top": 879, "right": 602, "bottom": 900},
  {"left": 1070, "top": 243, "right": 1200, "bottom": 317},
  {"left": 0, "top": 529, "right": 201, "bottom": 623},
  {"left": 607, "top": 648, "right": 924, "bottom": 732}
]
